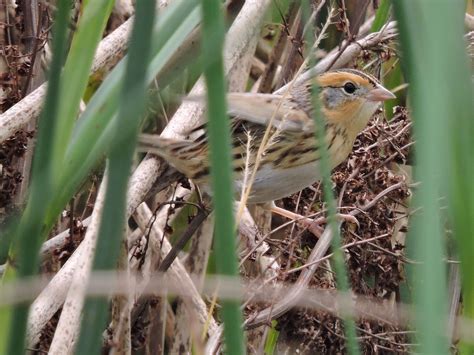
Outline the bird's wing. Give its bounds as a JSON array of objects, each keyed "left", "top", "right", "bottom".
[{"left": 226, "top": 93, "right": 314, "bottom": 132}]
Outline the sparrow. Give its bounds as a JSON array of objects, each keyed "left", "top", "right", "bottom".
[{"left": 140, "top": 69, "right": 395, "bottom": 210}]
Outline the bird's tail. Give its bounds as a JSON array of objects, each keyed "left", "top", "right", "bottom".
[
  {"left": 137, "top": 134, "right": 176, "bottom": 159},
  {"left": 137, "top": 134, "right": 202, "bottom": 178}
]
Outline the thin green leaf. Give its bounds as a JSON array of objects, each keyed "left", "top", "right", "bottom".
[
  {"left": 302, "top": 0, "right": 361, "bottom": 353},
  {"left": 201, "top": 0, "right": 245, "bottom": 352},
  {"left": 381, "top": 58, "right": 403, "bottom": 121},
  {"left": 264, "top": 320, "right": 280, "bottom": 355},
  {"left": 52, "top": 0, "right": 114, "bottom": 179},
  {"left": 371, "top": 0, "right": 391, "bottom": 33}
]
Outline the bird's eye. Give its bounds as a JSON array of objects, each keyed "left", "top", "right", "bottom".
[{"left": 343, "top": 82, "right": 356, "bottom": 94}]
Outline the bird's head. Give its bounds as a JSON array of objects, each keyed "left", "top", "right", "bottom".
[{"left": 317, "top": 69, "right": 395, "bottom": 133}]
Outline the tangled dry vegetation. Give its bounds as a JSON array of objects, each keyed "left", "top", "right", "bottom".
[
  {"left": 273, "top": 110, "right": 412, "bottom": 354},
  {"left": 3, "top": 1, "right": 470, "bottom": 354}
]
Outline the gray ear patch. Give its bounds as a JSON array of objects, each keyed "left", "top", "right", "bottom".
[{"left": 322, "top": 87, "right": 349, "bottom": 109}]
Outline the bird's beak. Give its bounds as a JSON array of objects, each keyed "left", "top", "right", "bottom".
[{"left": 366, "top": 84, "right": 396, "bottom": 101}]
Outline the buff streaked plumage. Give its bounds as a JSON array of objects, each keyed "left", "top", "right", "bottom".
[{"left": 139, "top": 69, "right": 395, "bottom": 203}]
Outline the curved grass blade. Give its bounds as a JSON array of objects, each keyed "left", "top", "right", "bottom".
[
  {"left": 44, "top": 0, "right": 201, "bottom": 232},
  {"left": 51, "top": 0, "right": 114, "bottom": 180}
]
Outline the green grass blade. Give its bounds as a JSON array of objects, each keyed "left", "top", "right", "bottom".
[
  {"left": 371, "top": 0, "right": 391, "bottom": 33},
  {"left": 5, "top": 2, "right": 71, "bottom": 352},
  {"left": 75, "top": 1, "right": 156, "bottom": 351},
  {"left": 51, "top": 0, "right": 114, "bottom": 179},
  {"left": 308, "top": 69, "right": 361, "bottom": 355},
  {"left": 372, "top": 1, "right": 402, "bottom": 122},
  {"left": 392, "top": 1, "right": 473, "bottom": 353},
  {"left": 264, "top": 320, "right": 279, "bottom": 355},
  {"left": 302, "top": 1, "right": 360, "bottom": 353},
  {"left": 201, "top": 0, "right": 245, "bottom": 353},
  {"left": 381, "top": 58, "right": 403, "bottom": 121}
]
